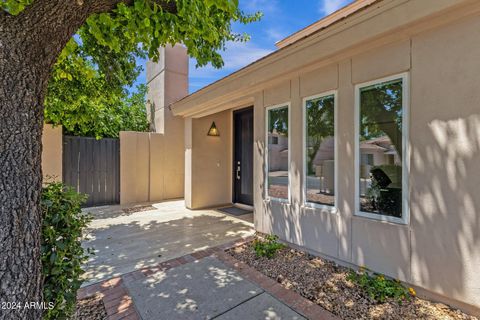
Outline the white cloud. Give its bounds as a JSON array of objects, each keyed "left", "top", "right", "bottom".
[
  {"left": 319, "top": 0, "right": 351, "bottom": 15},
  {"left": 243, "top": 0, "right": 279, "bottom": 14},
  {"left": 189, "top": 41, "right": 273, "bottom": 79},
  {"left": 265, "top": 27, "right": 287, "bottom": 42}
]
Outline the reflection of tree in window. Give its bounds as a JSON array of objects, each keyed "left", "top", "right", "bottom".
[
  {"left": 359, "top": 79, "right": 403, "bottom": 218},
  {"left": 267, "top": 106, "right": 289, "bottom": 200},
  {"left": 268, "top": 108, "right": 288, "bottom": 135},
  {"left": 305, "top": 95, "right": 335, "bottom": 205},
  {"left": 306, "top": 96, "right": 334, "bottom": 175},
  {"left": 360, "top": 80, "right": 402, "bottom": 156}
]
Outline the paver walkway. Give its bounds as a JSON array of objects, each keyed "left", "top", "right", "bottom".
[
  {"left": 123, "top": 256, "right": 304, "bottom": 319},
  {"left": 78, "top": 240, "right": 339, "bottom": 320},
  {"left": 82, "top": 200, "right": 254, "bottom": 286}
]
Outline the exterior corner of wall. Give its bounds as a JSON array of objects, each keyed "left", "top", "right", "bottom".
[{"left": 148, "top": 132, "right": 165, "bottom": 202}]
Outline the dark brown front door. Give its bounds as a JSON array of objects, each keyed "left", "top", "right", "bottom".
[{"left": 233, "top": 107, "right": 254, "bottom": 205}]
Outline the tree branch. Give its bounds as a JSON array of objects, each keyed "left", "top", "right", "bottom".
[
  {"left": 15, "top": 0, "right": 176, "bottom": 74},
  {"left": 86, "top": 0, "right": 177, "bottom": 15}
]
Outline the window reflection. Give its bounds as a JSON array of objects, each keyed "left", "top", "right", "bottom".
[
  {"left": 267, "top": 106, "right": 289, "bottom": 200},
  {"left": 359, "top": 79, "right": 403, "bottom": 218},
  {"left": 305, "top": 95, "right": 335, "bottom": 206}
]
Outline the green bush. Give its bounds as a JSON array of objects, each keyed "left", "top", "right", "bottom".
[
  {"left": 41, "top": 182, "right": 92, "bottom": 320},
  {"left": 347, "top": 266, "right": 414, "bottom": 303},
  {"left": 253, "top": 234, "right": 285, "bottom": 259}
]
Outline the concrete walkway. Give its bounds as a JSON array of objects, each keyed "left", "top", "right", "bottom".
[
  {"left": 78, "top": 241, "right": 337, "bottom": 320},
  {"left": 123, "top": 256, "right": 305, "bottom": 319},
  {"left": 82, "top": 200, "right": 254, "bottom": 286}
]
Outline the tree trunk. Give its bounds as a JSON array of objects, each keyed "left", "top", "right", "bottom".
[
  {"left": 0, "top": 44, "right": 45, "bottom": 320},
  {"left": 0, "top": 2, "right": 117, "bottom": 319},
  {"left": 0, "top": 2, "right": 177, "bottom": 318}
]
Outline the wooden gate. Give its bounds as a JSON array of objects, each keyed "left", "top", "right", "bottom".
[{"left": 63, "top": 136, "right": 120, "bottom": 207}]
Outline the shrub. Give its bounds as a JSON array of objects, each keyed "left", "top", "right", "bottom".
[
  {"left": 347, "top": 266, "right": 414, "bottom": 303},
  {"left": 41, "top": 182, "right": 92, "bottom": 319},
  {"left": 253, "top": 234, "right": 285, "bottom": 259}
]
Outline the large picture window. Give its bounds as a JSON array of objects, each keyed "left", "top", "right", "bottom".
[
  {"left": 304, "top": 93, "right": 336, "bottom": 207},
  {"left": 266, "top": 104, "right": 290, "bottom": 201},
  {"left": 356, "top": 74, "right": 408, "bottom": 223}
]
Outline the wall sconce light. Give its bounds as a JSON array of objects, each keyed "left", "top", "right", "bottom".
[{"left": 207, "top": 122, "right": 220, "bottom": 136}]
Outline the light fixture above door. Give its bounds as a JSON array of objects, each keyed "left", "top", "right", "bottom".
[{"left": 207, "top": 121, "right": 220, "bottom": 136}]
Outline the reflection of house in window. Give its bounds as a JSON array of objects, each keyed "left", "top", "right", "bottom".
[
  {"left": 358, "top": 135, "right": 401, "bottom": 197},
  {"left": 361, "top": 154, "right": 374, "bottom": 165},
  {"left": 268, "top": 131, "right": 288, "bottom": 171}
]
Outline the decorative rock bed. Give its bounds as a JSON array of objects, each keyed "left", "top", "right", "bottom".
[{"left": 228, "top": 241, "right": 477, "bottom": 320}]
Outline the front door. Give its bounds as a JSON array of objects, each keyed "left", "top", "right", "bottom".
[{"left": 233, "top": 107, "right": 254, "bottom": 205}]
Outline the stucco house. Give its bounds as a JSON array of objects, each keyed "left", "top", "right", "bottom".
[{"left": 163, "top": 0, "right": 480, "bottom": 313}]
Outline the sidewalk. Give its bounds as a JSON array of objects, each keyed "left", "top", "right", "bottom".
[{"left": 78, "top": 239, "right": 339, "bottom": 320}]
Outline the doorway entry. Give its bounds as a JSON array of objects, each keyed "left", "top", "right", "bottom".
[{"left": 233, "top": 107, "right": 254, "bottom": 206}]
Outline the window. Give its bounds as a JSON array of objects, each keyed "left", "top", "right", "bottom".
[
  {"left": 303, "top": 93, "right": 336, "bottom": 207},
  {"left": 266, "top": 104, "right": 290, "bottom": 201},
  {"left": 356, "top": 74, "right": 408, "bottom": 223}
]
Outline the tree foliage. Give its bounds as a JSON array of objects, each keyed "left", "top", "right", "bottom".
[
  {"left": 2, "top": 0, "right": 260, "bottom": 67},
  {"left": 44, "top": 36, "right": 149, "bottom": 138},
  {"left": 3, "top": 0, "right": 261, "bottom": 138}
]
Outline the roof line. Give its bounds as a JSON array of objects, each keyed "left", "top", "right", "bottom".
[
  {"left": 276, "top": 0, "right": 380, "bottom": 48},
  {"left": 172, "top": 0, "right": 382, "bottom": 107}
]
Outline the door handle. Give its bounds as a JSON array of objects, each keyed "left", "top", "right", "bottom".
[{"left": 236, "top": 163, "right": 241, "bottom": 180}]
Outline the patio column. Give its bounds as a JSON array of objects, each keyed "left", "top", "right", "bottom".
[{"left": 184, "top": 117, "right": 193, "bottom": 208}]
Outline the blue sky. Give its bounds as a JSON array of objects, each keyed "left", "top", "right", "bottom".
[{"left": 135, "top": 0, "right": 352, "bottom": 93}]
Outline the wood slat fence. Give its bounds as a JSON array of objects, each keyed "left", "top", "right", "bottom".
[{"left": 63, "top": 135, "right": 120, "bottom": 207}]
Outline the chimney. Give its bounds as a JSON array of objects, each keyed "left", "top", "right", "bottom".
[{"left": 146, "top": 44, "right": 188, "bottom": 199}]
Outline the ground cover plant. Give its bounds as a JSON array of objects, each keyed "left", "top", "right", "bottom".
[
  {"left": 228, "top": 235, "right": 477, "bottom": 320},
  {"left": 253, "top": 234, "right": 285, "bottom": 258}
]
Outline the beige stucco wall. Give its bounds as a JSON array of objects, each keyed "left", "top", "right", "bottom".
[
  {"left": 253, "top": 22, "right": 480, "bottom": 312},
  {"left": 42, "top": 124, "right": 62, "bottom": 182},
  {"left": 409, "top": 15, "right": 480, "bottom": 309},
  {"left": 185, "top": 110, "right": 232, "bottom": 209},
  {"left": 187, "top": 14, "right": 480, "bottom": 315},
  {"left": 179, "top": 1, "right": 480, "bottom": 313},
  {"left": 120, "top": 131, "right": 183, "bottom": 204}
]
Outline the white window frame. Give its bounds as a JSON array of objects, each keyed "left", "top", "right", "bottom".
[
  {"left": 265, "top": 102, "right": 291, "bottom": 203},
  {"left": 354, "top": 72, "right": 410, "bottom": 225},
  {"left": 302, "top": 91, "right": 338, "bottom": 213}
]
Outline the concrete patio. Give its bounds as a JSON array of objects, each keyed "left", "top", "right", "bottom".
[{"left": 82, "top": 200, "right": 254, "bottom": 286}]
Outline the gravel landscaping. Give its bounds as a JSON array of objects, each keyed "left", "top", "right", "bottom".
[
  {"left": 122, "top": 205, "right": 157, "bottom": 214},
  {"left": 73, "top": 295, "right": 107, "bottom": 320},
  {"left": 228, "top": 240, "right": 478, "bottom": 320}
]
